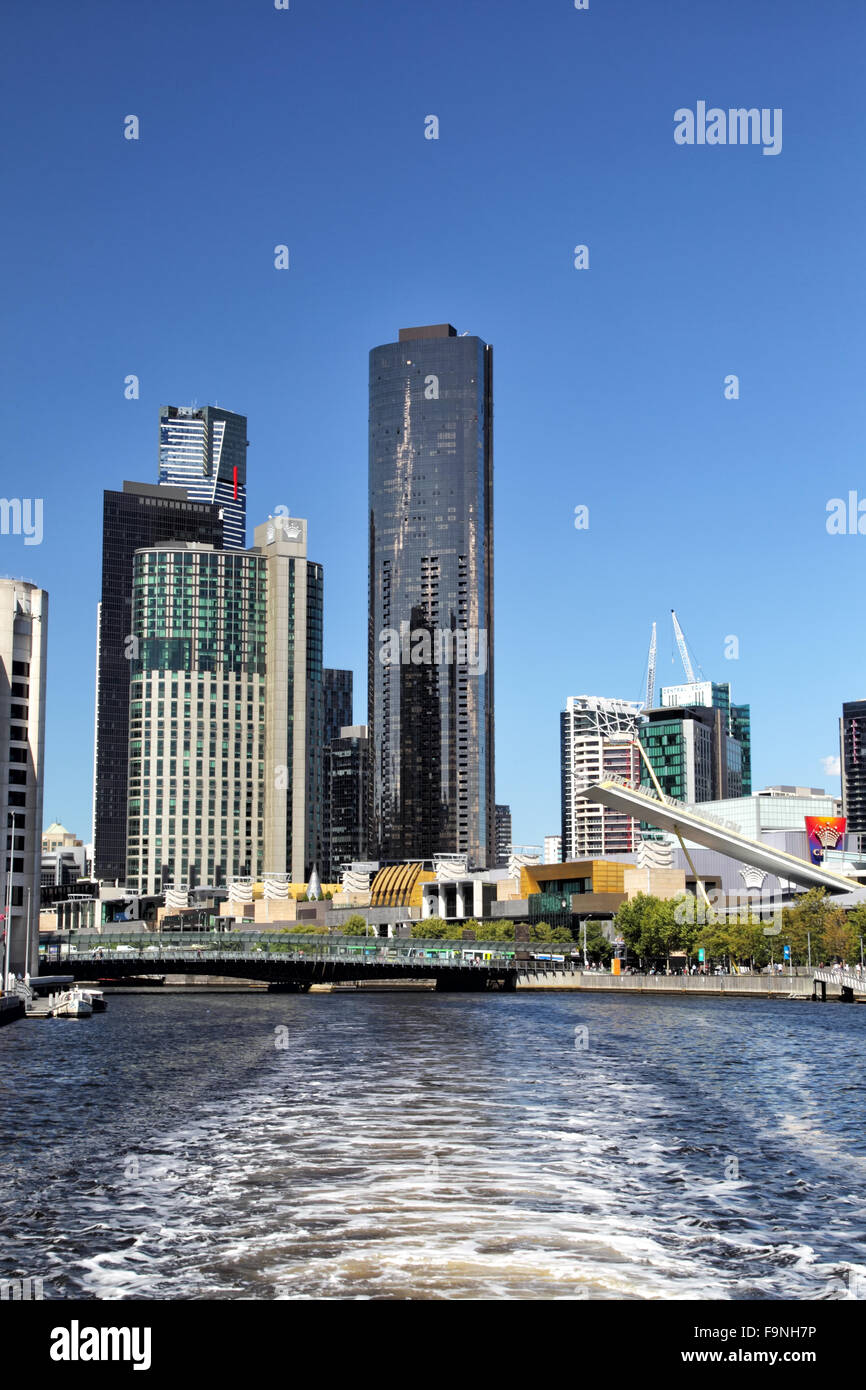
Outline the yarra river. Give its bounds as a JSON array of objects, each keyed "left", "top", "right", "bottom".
[{"left": 1, "top": 991, "right": 865, "bottom": 1300}]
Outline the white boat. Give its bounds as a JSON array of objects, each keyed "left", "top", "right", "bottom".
[
  {"left": 78, "top": 988, "right": 107, "bottom": 1012},
  {"left": 49, "top": 988, "right": 93, "bottom": 1018}
]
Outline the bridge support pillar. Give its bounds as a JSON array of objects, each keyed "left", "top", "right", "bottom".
[
  {"left": 812, "top": 979, "right": 826, "bottom": 1002},
  {"left": 841, "top": 985, "right": 855, "bottom": 1003}
]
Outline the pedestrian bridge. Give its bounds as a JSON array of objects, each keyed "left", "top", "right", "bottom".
[
  {"left": 44, "top": 932, "right": 570, "bottom": 992},
  {"left": 583, "top": 777, "right": 858, "bottom": 894},
  {"left": 812, "top": 966, "right": 866, "bottom": 1002}
]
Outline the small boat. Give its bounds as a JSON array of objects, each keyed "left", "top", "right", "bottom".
[
  {"left": 50, "top": 988, "right": 93, "bottom": 1018},
  {"left": 79, "top": 988, "right": 107, "bottom": 1012}
]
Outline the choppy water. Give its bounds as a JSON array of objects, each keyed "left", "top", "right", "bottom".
[{"left": 1, "top": 991, "right": 865, "bottom": 1300}]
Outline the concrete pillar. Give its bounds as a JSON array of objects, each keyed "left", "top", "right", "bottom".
[{"left": 455, "top": 883, "right": 465, "bottom": 919}]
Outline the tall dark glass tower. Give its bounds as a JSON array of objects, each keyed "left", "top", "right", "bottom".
[
  {"left": 368, "top": 324, "right": 494, "bottom": 866},
  {"left": 841, "top": 700, "right": 866, "bottom": 835},
  {"left": 92, "top": 482, "right": 224, "bottom": 882}
]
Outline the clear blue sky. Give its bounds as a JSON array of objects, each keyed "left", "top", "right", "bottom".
[{"left": 1, "top": 0, "right": 864, "bottom": 847}]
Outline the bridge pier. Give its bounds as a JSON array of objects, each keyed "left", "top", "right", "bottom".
[
  {"left": 812, "top": 979, "right": 827, "bottom": 1002},
  {"left": 840, "top": 985, "right": 855, "bottom": 1003}
]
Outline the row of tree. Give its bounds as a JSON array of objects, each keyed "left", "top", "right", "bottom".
[{"left": 614, "top": 890, "right": 866, "bottom": 969}]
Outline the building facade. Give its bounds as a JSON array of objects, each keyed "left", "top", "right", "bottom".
[
  {"left": 323, "top": 725, "right": 370, "bottom": 880},
  {"left": 368, "top": 324, "right": 495, "bottom": 866},
  {"left": 640, "top": 704, "right": 742, "bottom": 804},
  {"left": 323, "top": 669, "right": 353, "bottom": 747},
  {"left": 543, "top": 834, "right": 562, "bottom": 865},
  {"left": 660, "top": 680, "right": 751, "bottom": 795},
  {"left": 158, "top": 405, "right": 248, "bottom": 550},
  {"left": 0, "top": 580, "right": 48, "bottom": 977},
  {"left": 561, "top": 696, "right": 644, "bottom": 859},
  {"left": 93, "top": 482, "right": 224, "bottom": 882},
  {"left": 841, "top": 700, "right": 866, "bottom": 837},
  {"left": 494, "top": 804, "right": 512, "bottom": 867},
  {"left": 125, "top": 517, "right": 323, "bottom": 894}
]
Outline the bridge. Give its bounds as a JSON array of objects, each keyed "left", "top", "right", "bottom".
[
  {"left": 582, "top": 777, "right": 858, "bottom": 894},
  {"left": 44, "top": 932, "right": 574, "bottom": 992},
  {"left": 812, "top": 966, "right": 866, "bottom": 1002}
]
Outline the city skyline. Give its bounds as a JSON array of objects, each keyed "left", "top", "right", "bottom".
[{"left": 2, "top": 0, "right": 864, "bottom": 850}]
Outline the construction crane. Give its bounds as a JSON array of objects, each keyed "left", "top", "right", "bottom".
[
  {"left": 644, "top": 621, "right": 657, "bottom": 711},
  {"left": 671, "top": 609, "right": 696, "bottom": 684}
]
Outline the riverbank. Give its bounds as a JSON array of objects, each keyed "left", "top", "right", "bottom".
[{"left": 517, "top": 970, "right": 858, "bottom": 998}]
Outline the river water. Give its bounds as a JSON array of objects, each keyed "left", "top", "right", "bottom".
[{"left": 1, "top": 990, "right": 865, "bottom": 1300}]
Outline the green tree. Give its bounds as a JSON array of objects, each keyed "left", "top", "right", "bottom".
[
  {"left": 410, "top": 916, "right": 450, "bottom": 938},
  {"left": 341, "top": 915, "right": 370, "bottom": 936},
  {"left": 530, "top": 922, "right": 574, "bottom": 944}
]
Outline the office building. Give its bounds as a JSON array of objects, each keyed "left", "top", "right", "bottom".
[
  {"left": 368, "top": 323, "right": 495, "bottom": 865},
  {"left": 660, "top": 680, "right": 751, "bottom": 796},
  {"left": 841, "top": 700, "right": 866, "bottom": 838},
  {"left": 125, "top": 516, "right": 323, "bottom": 894},
  {"left": 323, "top": 725, "right": 370, "bottom": 879},
  {"left": 640, "top": 704, "right": 742, "bottom": 804},
  {"left": 561, "top": 696, "right": 644, "bottom": 858},
  {"left": 324, "top": 669, "right": 353, "bottom": 747},
  {"left": 494, "top": 804, "right": 512, "bottom": 867},
  {"left": 93, "top": 481, "right": 224, "bottom": 882},
  {"left": 158, "top": 405, "right": 248, "bottom": 549},
  {"left": 1, "top": 580, "right": 48, "bottom": 977}
]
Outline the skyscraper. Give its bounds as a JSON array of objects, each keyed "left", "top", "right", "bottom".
[
  {"left": 323, "top": 669, "right": 353, "bottom": 747},
  {"left": 93, "top": 482, "right": 224, "bottom": 882},
  {"left": 660, "top": 680, "right": 751, "bottom": 795},
  {"left": 158, "top": 406, "right": 248, "bottom": 549},
  {"left": 841, "top": 700, "right": 866, "bottom": 837},
  {"left": 257, "top": 516, "right": 324, "bottom": 883},
  {"left": 561, "top": 696, "right": 644, "bottom": 858},
  {"left": 495, "top": 804, "right": 512, "bottom": 867},
  {"left": 323, "top": 725, "right": 370, "bottom": 879},
  {"left": 124, "top": 515, "right": 324, "bottom": 893},
  {"left": 1, "top": 580, "right": 48, "bottom": 977},
  {"left": 368, "top": 324, "right": 494, "bottom": 865},
  {"left": 640, "top": 704, "right": 743, "bottom": 803}
]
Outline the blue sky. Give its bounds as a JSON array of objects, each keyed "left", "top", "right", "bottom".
[{"left": 1, "top": 0, "right": 864, "bottom": 847}]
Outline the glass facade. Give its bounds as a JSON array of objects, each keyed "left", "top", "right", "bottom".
[
  {"left": 126, "top": 545, "right": 267, "bottom": 893},
  {"left": 368, "top": 325, "right": 494, "bottom": 866},
  {"left": 158, "top": 405, "right": 248, "bottom": 549},
  {"left": 93, "top": 483, "right": 224, "bottom": 882},
  {"left": 842, "top": 700, "right": 866, "bottom": 834}
]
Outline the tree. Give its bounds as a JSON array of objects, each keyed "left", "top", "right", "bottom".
[
  {"left": 822, "top": 909, "right": 858, "bottom": 964},
  {"left": 411, "top": 916, "right": 450, "bottom": 938},
  {"left": 530, "top": 922, "right": 574, "bottom": 944},
  {"left": 341, "top": 915, "right": 370, "bottom": 936}
]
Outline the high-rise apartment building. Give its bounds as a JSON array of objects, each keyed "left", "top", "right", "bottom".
[
  {"left": 125, "top": 516, "right": 323, "bottom": 893},
  {"left": 1, "top": 580, "right": 48, "bottom": 977},
  {"left": 158, "top": 406, "right": 248, "bottom": 549},
  {"left": 368, "top": 324, "right": 494, "bottom": 865},
  {"left": 494, "top": 804, "right": 512, "bottom": 867},
  {"left": 561, "top": 696, "right": 644, "bottom": 859},
  {"left": 93, "top": 482, "right": 224, "bottom": 882},
  {"left": 841, "top": 700, "right": 866, "bottom": 836}
]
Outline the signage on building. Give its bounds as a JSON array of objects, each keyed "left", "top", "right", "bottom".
[{"left": 804, "top": 816, "right": 847, "bottom": 865}]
